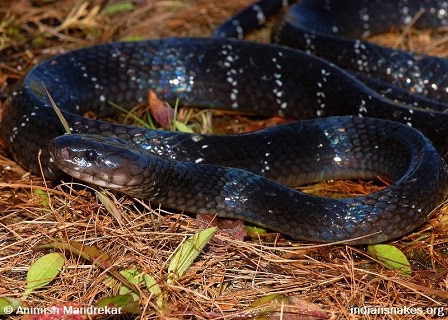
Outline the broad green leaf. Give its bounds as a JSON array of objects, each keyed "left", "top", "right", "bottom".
[
  {"left": 96, "top": 294, "right": 141, "bottom": 314},
  {"left": 167, "top": 227, "right": 216, "bottom": 284},
  {"left": 367, "top": 244, "right": 412, "bottom": 276},
  {"left": 144, "top": 274, "right": 164, "bottom": 309},
  {"left": 119, "top": 269, "right": 142, "bottom": 301},
  {"left": 0, "top": 297, "right": 21, "bottom": 315},
  {"left": 24, "top": 253, "right": 64, "bottom": 297}
]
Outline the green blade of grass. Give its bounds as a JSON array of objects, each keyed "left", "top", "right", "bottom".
[{"left": 167, "top": 227, "right": 216, "bottom": 284}]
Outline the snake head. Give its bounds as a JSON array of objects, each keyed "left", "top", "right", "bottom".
[{"left": 48, "top": 134, "right": 153, "bottom": 190}]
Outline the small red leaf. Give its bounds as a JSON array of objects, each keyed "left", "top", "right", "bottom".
[{"left": 148, "top": 90, "right": 174, "bottom": 129}]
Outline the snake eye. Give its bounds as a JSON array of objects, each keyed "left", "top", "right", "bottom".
[{"left": 85, "top": 150, "right": 99, "bottom": 162}]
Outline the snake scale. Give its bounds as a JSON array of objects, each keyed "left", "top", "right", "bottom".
[{"left": 2, "top": 0, "right": 448, "bottom": 244}]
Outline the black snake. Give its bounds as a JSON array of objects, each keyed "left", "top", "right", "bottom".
[{"left": 2, "top": 0, "right": 448, "bottom": 244}]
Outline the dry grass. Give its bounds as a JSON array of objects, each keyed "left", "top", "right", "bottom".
[{"left": 0, "top": 1, "right": 448, "bottom": 319}]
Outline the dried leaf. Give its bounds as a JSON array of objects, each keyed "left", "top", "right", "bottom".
[
  {"left": 96, "top": 190, "right": 124, "bottom": 224},
  {"left": 36, "top": 239, "right": 112, "bottom": 269},
  {"left": 148, "top": 90, "right": 174, "bottom": 129}
]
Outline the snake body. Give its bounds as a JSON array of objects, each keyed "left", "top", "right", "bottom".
[{"left": 2, "top": 0, "right": 448, "bottom": 244}]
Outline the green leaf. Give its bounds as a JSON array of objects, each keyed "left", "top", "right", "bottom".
[
  {"left": 104, "top": 269, "right": 164, "bottom": 310},
  {"left": 101, "top": 2, "right": 135, "bottom": 15},
  {"left": 143, "top": 274, "right": 164, "bottom": 309},
  {"left": 24, "top": 253, "right": 65, "bottom": 297},
  {"left": 367, "top": 244, "right": 412, "bottom": 276},
  {"left": 0, "top": 297, "right": 21, "bottom": 315},
  {"left": 245, "top": 225, "right": 267, "bottom": 237},
  {"left": 167, "top": 227, "right": 216, "bottom": 284},
  {"left": 173, "top": 120, "right": 194, "bottom": 133},
  {"left": 96, "top": 294, "right": 141, "bottom": 314},
  {"left": 121, "top": 35, "right": 146, "bottom": 42},
  {"left": 171, "top": 98, "right": 194, "bottom": 133},
  {"left": 118, "top": 269, "right": 142, "bottom": 301},
  {"left": 34, "top": 188, "right": 50, "bottom": 207}
]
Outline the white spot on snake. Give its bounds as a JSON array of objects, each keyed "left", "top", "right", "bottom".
[
  {"left": 261, "top": 161, "right": 270, "bottom": 173},
  {"left": 273, "top": 89, "right": 283, "bottom": 98},
  {"left": 358, "top": 100, "right": 367, "bottom": 115},
  {"left": 195, "top": 158, "right": 204, "bottom": 163},
  {"left": 230, "top": 20, "right": 244, "bottom": 39},
  {"left": 192, "top": 135, "right": 204, "bottom": 142},
  {"left": 230, "top": 88, "right": 238, "bottom": 100},
  {"left": 252, "top": 4, "right": 265, "bottom": 25}
]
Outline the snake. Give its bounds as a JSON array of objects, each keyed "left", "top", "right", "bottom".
[{"left": 2, "top": 0, "right": 448, "bottom": 244}]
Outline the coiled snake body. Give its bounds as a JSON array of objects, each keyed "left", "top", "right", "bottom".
[{"left": 2, "top": 0, "right": 448, "bottom": 244}]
